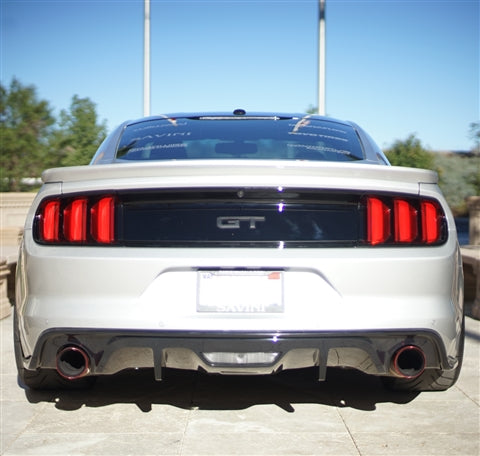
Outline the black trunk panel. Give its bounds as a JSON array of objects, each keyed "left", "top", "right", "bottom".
[{"left": 116, "top": 188, "right": 364, "bottom": 247}]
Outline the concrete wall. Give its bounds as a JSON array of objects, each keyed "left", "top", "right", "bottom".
[
  {"left": 0, "top": 192, "right": 36, "bottom": 246},
  {"left": 467, "top": 196, "right": 480, "bottom": 246},
  {"left": 0, "top": 193, "right": 36, "bottom": 318}
]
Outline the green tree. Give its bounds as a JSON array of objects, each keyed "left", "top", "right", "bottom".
[
  {"left": 385, "top": 134, "right": 434, "bottom": 170},
  {"left": 53, "top": 95, "right": 107, "bottom": 167},
  {"left": 434, "top": 153, "right": 480, "bottom": 216},
  {"left": 0, "top": 78, "right": 56, "bottom": 191},
  {"left": 469, "top": 121, "right": 480, "bottom": 155}
]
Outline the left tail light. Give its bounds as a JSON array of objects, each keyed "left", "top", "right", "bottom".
[
  {"left": 41, "top": 200, "right": 61, "bottom": 242},
  {"left": 91, "top": 197, "right": 115, "bottom": 243},
  {"left": 35, "top": 195, "right": 116, "bottom": 245}
]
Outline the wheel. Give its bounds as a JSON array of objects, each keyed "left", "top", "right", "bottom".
[
  {"left": 382, "top": 316, "right": 465, "bottom": 392},
  {"left": 13, "top": 308, "right": 95, "bottom": 390}
]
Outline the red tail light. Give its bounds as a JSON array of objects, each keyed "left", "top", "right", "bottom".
[
  {"left": 41, "top": 200, "right": 60, "bottom": 242},
  {"left": 64, "top": 198, "right": 87, "bottom": 242},
  {"left": 367, "top": 197, "right": 391, "bottom": 245},
  {"left": 91, "top": 197, "right": 115, "bottom": 243},
  {"left": 366, "top": 196, "right": 445, "bottom": 246},
  {"left": 421, "top": 201, "right": 440, "bottom": 244},
  {"left": 394, "top": 199, "right": 418, "bottom": 243},
  {"left": 36, "top": 195, "right": 116, "bottom": 245}
]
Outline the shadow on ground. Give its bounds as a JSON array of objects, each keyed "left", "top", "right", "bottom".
[{"left": 23, "top": 367, "right": 418, "bottom": 413}]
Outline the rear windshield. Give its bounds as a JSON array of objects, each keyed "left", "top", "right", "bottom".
[{"left": 115, "top": 117, "right": 365, "bottom": 162}]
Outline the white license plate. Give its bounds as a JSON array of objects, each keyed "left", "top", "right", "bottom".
[{"left": 197, "top": 270, "right": 284, "bottom": 313}]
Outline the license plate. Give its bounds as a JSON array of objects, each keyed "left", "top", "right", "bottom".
[{"left": 197, "top": 270, "right": 284, "bottom": 313}]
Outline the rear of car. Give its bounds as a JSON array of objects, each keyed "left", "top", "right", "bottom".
[{"left": 14, "top": 113, "right": 464, "bottom": 391}]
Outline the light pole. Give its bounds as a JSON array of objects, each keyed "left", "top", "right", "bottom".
[
  {"left": 144, "top": 0, "right": 151, "bottom": 117},
  {"left": 318, "top": 0, "right": 326, "bottom": 116}
]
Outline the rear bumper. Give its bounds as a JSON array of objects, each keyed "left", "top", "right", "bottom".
[
  {"left": 17, "top": 239, "right": 464, "bottom": 378},
  {"left": 24, "top": 328, "right": 455, "bottom": 381}
]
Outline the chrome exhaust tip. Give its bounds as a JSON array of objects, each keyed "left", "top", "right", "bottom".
[
  {"left": 56, "top": 346, "right": 90, "bottom": 380},
  {"left": 391, "top": 345, "right": 426, "bottom": 379}
]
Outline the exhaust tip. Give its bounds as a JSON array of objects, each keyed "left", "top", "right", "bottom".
[
  {"left": 391, "top": 345, "right": 426, "bottom": 379},
  {"left": 56, "top": 346, "right": 90, "bottom": 380}
]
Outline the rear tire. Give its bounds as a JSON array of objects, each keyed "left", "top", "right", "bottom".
[
  {"left": 383, "top": 316, "right": 465, "bottom": 392},
  {"left": 13, "top": 308, "right": 95, "bottom": 390}
]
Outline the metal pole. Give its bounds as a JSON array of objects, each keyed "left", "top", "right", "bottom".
[
  {"left": 318, "top": 0, "right": 326, "bottom": 116},
  {"left": 143, "top": 0, "right": 151, "bottom": 117}
]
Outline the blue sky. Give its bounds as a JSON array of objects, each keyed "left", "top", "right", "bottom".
[{"left": 1, "top": 0, "right": 479, "bottom": 151}]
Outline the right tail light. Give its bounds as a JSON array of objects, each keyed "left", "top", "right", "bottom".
[{"left": 366, "top": 196, "right": 446, "bottom": 246}]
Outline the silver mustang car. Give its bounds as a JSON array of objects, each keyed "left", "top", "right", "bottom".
[{"left": 14, "top": 111, "right": 464, "bottom": 391}]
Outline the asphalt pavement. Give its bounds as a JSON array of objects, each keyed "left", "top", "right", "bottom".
[{"left": 1, "top": 305, "right": 479, "bottom": 456}]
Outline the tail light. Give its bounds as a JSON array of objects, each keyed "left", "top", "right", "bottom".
[
  {"left": 366, "top": 197, "right": 390, "bottom": 245},
  {"left": 34, "top": 190, "right": 447, "bottom": 247},
  {"left": 35, "top": 195, "right": 116, "bottom": 245},
  {"left": 421, "top": 201, "right": 441, "bottom": 243},
  {"left": 91, "top": 197, "right": 115, "bottom": 243},
  {"left": 366, "top": 196, "right": 446, "bottom": 246},
  {"left": 64, "top": 198, "right": 88, "bottom": 242},
  {"left": 394, "top": 199, "right": 418, "bottom": 243},
  {"left": 41, "top": 200, "right": 60, "bottom": 242}
]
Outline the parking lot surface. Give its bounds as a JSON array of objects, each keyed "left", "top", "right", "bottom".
[{"left": 1, "top": 308, "right": 479, "bottom": 456}]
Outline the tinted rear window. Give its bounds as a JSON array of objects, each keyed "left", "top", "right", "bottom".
[{"left": 115, "top": 117, "right": 365, "bottom": 162}]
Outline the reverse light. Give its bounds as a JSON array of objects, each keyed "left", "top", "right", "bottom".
[{"left": 202, "top": 352, "right": 280, "bottom": 365}]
